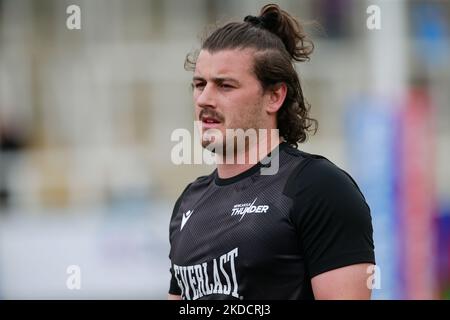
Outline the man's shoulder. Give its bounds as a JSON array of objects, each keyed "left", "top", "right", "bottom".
[
  {"left": 189, "top": 171, "right": 215, "bottom": 189},
  {"left": 283, "top": 148, "right": 362, "bottom": 198},
  {"left": 281, "top": 143, "right": 328, "bottom": 165},
  {"left": 282, "top": 144, "right": 332, "bottom": 173},
  {"left": 177, "top": 171, "right": 215, "bottom": 199},
  {"left": 170, "top": 172, "right": 215, "bottom": 219}
]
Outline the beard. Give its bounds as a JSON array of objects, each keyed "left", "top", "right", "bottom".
[
  {"left": 199, "top": 101, "right": 265, "bottom": 158},
  {"left": 200, "top": 126, "right": 227, "bottom": 155},
  {"left": 201, "top": 124, "right": 262, "bottom": 161}
]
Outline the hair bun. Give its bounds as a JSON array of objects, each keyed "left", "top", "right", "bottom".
[
  {"left": 244, "top": 15, "right": 262, "bottom": 26},
  {"left": 258, "top": 4, "right": 313, "bottom": 62}
]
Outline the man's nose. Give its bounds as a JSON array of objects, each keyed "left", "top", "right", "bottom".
[{"left": 196, "top": 84, "right": 217, "bottom": 109}]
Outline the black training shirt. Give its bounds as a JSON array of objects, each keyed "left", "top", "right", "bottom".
[{"left": 168, "top": 142, "right": 375, "bottom": 300}]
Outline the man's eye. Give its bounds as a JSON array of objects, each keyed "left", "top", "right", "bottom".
[
  {"left": 220, "top": 84, "right": 234, "bottom": 89},
  {"left": 193, "top": 83, "right": 205, "bottom": 90}
]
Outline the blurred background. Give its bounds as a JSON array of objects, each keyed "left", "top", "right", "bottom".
[{"left": 0, "top": 0, "right": 449, "bottom": 299}]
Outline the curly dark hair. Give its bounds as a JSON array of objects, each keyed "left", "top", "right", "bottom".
[{"left": 185, "top": 4, "right": 317, "bottom": 147}]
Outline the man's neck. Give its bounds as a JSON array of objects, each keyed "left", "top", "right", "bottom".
[{"left": 216, "top": 136, "right": 282, "bottom": 179}]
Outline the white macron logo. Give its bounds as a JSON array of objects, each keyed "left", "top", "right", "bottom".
[
  {"left": 181, "top": 210, "right": 194, "bottom": 231},
  {"left": 231, "top": 198, "right": 269, "bottom": 221}
]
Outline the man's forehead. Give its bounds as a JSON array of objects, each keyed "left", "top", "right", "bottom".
[{"left": 194, "top": 49, "right": 254, "bottom": 78}]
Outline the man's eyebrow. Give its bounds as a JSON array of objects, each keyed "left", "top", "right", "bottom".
[{"left": 192, "top": 76, "right": 240, "bottom": 85}]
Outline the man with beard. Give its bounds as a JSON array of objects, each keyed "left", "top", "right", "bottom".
[{"left": 168, "top": 4, "right": 375, "bottom": 300}]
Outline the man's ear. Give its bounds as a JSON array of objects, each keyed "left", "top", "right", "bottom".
[{"left": 266, "top": 83, "right": 287, "bottom": 114}]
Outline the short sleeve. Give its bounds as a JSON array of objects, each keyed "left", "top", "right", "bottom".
[
  {"left": 286, "top": 158, "right": 375, "bottom": 278},
  {"left": 168, "top": 183, "right": 192, "bottom": 296}
]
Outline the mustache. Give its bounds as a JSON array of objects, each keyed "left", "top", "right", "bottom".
[{"left": 199, "top": 109, "right": 224, "bottom": 122}]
